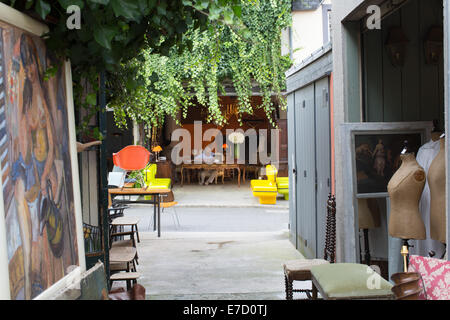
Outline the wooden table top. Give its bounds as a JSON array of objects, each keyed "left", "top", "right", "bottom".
[
  {"left": 181, "top": 163, "right": 242, "bottom": 168},
  {"left": 108, "top": 187, "right": 171, "bottom": 195}
]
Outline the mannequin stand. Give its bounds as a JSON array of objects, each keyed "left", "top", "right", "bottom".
[
  {"left": 363, "top": 229, "right": 371, "bottom": 266},
  {"left": 401, "top": 239, "right": 413, "bottom": 272}
]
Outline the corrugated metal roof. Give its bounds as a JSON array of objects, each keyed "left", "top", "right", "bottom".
[{"left": 292, "top": 0, "right": 324, "bottom": 11}]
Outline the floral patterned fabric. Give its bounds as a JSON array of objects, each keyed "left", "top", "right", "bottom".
[{"left": 407, "top": 255, "right": 450, "bottom": 300}]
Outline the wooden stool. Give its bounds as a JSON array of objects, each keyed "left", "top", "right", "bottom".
[
  {"left": 110, "top": 272, "right": 141, "bottom": 290},
  {"left": 110, "top": 246, "right": 138, "bottom": 273},
  {"left": 111, "top": 217, "right": 140, "bottom": 243},
  {"left": 283, "top": 259, "right": 330, "bottom": 299}
]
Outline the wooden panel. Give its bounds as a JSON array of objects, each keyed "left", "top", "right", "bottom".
[
  {"left": 314, "top": 77, "right": 331, "bottom": 258},
  {"left": 382, "top": 11, "right": 403, "bottom": 122},
  {"left": 419, "top": 0, "right": 442, "bottom": 122},
  {"left": 277, "top": 119, "right": 288, "bottom": 163},
  {"left": 363, "top": 0, "right": 444, "bottom": 125},
  {"left": 363, "top": 29, "right": 384, "bottom": 122},
  {"left": 287, "top": 93, "right": 297, "bottom": 248},
  {"left": 88, "top": 151, "right": 99, "bottom": 227},
  {"left": 401, "top": 0, "right": 421, "bottom": 121},
  {"left": 295, "top": 85, "right": 316, "bottom": 258}
]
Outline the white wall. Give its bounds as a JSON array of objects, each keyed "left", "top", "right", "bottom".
[{"left": 283, "top": 0, "right": 332, "bottom": 64}]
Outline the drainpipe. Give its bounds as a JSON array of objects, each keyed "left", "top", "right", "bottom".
[{"left": 289, "top": 26, "right": 294, "bottom": 61}]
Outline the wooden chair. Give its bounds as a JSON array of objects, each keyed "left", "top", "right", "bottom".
[
  {"left": 111, "top": 216, "right": 140, "bottom": 243},
  {"left": 215, "top": 169, "right": 225, "bottom": 184},
  {"left": 110, "top": 271, "right": 141, "bottom": 291},
  {"left": 109, "top": 246, "right": 140, "bottom": 290},
  {"left": 149, "top": 192, "right": 180, "bottom": 230}
]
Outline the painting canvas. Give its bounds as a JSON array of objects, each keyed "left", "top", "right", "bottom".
[
  {"left": 0, "top": 20, "right": 79, "bottom": 299},
  {"left": 355, "top": 133, "right": 423, "bottom": 194}
]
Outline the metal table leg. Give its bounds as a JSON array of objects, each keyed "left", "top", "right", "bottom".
[
  {"left": 157, "top": 194, "right": 161, "bottom": 237},
  {"left": 153, "top": 195, "right": 156, "bottom": 231}
]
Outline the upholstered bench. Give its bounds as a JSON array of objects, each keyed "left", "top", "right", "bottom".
[{"left": 310, "top": 263, "right": 394, "bottom": 300}]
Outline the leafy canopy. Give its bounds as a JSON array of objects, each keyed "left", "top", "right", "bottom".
[
  {"left": 108, "top": 0, "right": 292, "bottom": 130},
  {"left": 3, "top": 0, "right": 246, "bottom": 136}
]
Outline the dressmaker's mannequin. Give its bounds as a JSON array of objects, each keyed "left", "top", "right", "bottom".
[
  {"left": 428, "top": 137, "right": 446, "bottom": 244},
  {"left": 358, "top": 198, "right": 381, "bottom": 229},
  {"left": 388, "top": 153, "right": 426, "bottom": 240},
  {"left": 358, "top": 198, "right": 381, "bottom": 265},
  {"left": 409, "top": 135, "right": 445, "bottom": 257}
]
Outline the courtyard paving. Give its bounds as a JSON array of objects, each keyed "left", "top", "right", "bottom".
[{"left": 111, "top": 184, "right": 309, "bottom": 300}]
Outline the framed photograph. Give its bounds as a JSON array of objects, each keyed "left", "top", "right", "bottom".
[{"left": 0, "top": 4, "right": 85, "bottom": 300}]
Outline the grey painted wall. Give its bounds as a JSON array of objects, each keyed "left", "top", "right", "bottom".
[
  {"left": 332, "top": 0, "right": 365, "bottom": 263},
  {"left": 363, "top": 0, "right": 444, "bottom": 125},
  {"left": 286, "top": 47, "right": 332, "bottom": 259},
  {"left": 332, "top": 0, "right": 449, "bottom": 263},
  {"left": 360, "top": 0, "right": 444, "bottom": 262}
]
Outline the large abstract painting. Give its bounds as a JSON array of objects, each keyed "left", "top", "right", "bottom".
[{"left": 0, "top": 20, "right": 79, "bottom": 299}]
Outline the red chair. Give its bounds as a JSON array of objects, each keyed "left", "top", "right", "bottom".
[{"left": 113, "top": 146, "right": 151, "bottom": 171}]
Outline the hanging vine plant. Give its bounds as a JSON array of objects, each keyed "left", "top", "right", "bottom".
[
  {"left": 108, "top": 0, "right": 293, "bottom": 130},
  {"left": 3, "top": 0, "right": 245, "bottom": 138}
]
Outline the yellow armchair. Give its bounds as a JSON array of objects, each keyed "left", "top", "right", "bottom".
[{"left": 250, "top": 165, "right": 289, "bottom": 204}]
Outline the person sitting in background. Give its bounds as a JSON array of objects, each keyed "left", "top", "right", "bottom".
[{"left": 195, "top": 148, "right": 218, "bottom": 185}]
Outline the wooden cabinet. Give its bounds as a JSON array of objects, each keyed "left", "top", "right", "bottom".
[{"left": 155, "top": 161, "right": 172, "bottom": 179}]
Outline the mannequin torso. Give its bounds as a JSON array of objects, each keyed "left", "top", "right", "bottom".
[
  {"left": 388, "top": 153, "right": 426, "bottom": 240},
  {"left": 358, "top": 198, "right": 381, "bottom": 229},
  {"left": 428, "top": 138, "right": 446, "bottom": 244}
]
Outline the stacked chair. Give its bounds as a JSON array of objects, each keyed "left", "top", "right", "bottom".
[
  {"left": 250, "top": 165, "right": 289, "bottom": 204},
  {"left": 108, "top": 205, "right": 141, "bottom": 290},
  {"left": 108, "top": 145, "right": 151, "bottom": 289}
]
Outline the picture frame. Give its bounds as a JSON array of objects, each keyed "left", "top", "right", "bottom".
[
  {"left": 340, "top": 121, "right": 433, "bottom": 263},
  {"left": 0, "top": 3, "right": 86, "bottom": 300}
]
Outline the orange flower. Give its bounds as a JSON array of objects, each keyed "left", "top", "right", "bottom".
[
  {"left": 222, "top": 144, "right": 228, "bottom": 149},
  {"left": 152, "top": 145, "right": 162, "bottom": 152}
]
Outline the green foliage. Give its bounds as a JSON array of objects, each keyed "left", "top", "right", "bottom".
[
  {"left": 127, "top": 168, "right": 147, "bottom": 188},
  {"left": 108, "top": 0, "right": 292, "bottom": 129},
  {"left": 3, "top": 0, "right": 244, "bottom": 135}
]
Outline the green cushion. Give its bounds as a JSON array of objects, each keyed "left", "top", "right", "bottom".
[{"left": 310, "top": 263, "right": 393, "bottom": 299}]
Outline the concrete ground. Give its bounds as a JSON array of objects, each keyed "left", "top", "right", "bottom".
[
  {"left": 171, "top": 181, "right": 289, "bottom": 209},
  {"left": 111, "top": 184, "right": 308, "bottom": 300}
]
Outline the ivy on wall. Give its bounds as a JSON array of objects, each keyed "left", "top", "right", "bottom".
[
  {"left": 2, "top": 0, "right": 245, "bottom": 137},
  {"left": 108, "top": 0, "right": 293, "bottom": 130}
]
